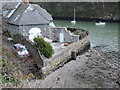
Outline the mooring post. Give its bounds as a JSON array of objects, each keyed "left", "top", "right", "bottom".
[{"left": 71, "top": 51, "right": 76, "bottom": 60}]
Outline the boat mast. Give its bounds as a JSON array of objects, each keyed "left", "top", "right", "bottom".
[{"left": 74, "top": 8, "right": 76, "bottom": 21}]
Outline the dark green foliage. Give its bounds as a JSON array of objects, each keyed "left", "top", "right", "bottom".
[
  {"left": 1, "top": 58, "right": 8, "bottom": 67},
  {"left": 0, "top": 74, "right": 20, "bottom": 86},
  {"left": 0, "top": 58, "right": 20, "bottom": 86},
  {"left": 34, "top": 37, "right": 54, "bottom": 58},
  {"left": 33, "top": 2, "right": 118, "bottom": 20}
]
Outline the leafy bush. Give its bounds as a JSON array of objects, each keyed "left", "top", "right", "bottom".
[
  {"left": 0, "top": 74, "right": 20, "bottom": 86},
  {"left": 0, "top": 58, "right": 20, "bottom": 86},
  {"left": 1, "top": 58, "right": 8, "bottom": 67},
  {"left": 34, "top": 37, "right": 54, "bottom": 58}
]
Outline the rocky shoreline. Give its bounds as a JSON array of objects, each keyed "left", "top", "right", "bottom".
[
  {"left": 16, "top": 47, "right": 119, "bottom": 88},
  {"left": 53, "top": 17, "right": 119, "bottom": 23},
  {"left": 0, "top": 38, "right": 119, "bottom": 88}
]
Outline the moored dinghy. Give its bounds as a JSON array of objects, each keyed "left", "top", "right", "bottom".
[{"left": 95, "top": 21, "right": 105, "bottom": 25}]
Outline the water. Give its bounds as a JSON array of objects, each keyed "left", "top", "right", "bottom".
[{"left": 53, "top": 20, "right": 118, "bottom": 52}]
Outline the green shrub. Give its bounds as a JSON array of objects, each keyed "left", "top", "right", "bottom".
[
  {"left": 0, "top": 74, "right": 20, "bottom": 86},
  {"left": 0, "top": 58, "right": 8, "bottom": 67},
  {"left": 34, "top": 37, "right": 54, "bottom": 58},
  {"left": 0, "top": 58, "right": 20, "bottom": 86}
]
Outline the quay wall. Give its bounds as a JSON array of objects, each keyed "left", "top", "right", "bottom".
[
  {"left": 42, "top": 36, "right": 90, "bottom": 76},
  {"left": 11, "top": 27, "right": 90, "bottom": 76}
]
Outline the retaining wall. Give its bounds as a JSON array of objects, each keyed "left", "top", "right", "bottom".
[
  {"left": 12, "top": 28, "right": 90, "bottom": 76},
  {"left": 42, "top": 36, "right": 90, "bottom": 76},
  {"left": 13, "top": 34, "right": 43, "bottom": 68}
]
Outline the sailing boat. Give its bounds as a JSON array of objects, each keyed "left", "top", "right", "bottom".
[
  {"left": 95, "top": 2, "right": 106, "bottom": 26},
  {"left": 71, "top": 8, "right": 76, "bottom": 24}
]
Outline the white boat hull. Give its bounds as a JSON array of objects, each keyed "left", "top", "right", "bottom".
[
  {"left": 95, "top": 22, "right": 105, "bottom": 25},
  {"left": 71, "top": 20, "right": 76, "bottom": 24}
]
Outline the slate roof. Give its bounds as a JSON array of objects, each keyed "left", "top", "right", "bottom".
[
  {"left": 32, "top": 4, "right": 53, "bottom": 21},
  {"left": 2, "top": 2, "right": 21, "bottom": 10},
  {"left": 2, "top": 2, "right": 22, "bottom": 18},
  {"left": 3, "top": 3, "right": 53, "bottom": 25}
]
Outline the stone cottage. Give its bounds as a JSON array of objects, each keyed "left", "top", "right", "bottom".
[
  {"left": 2, "top": 1, "right": 91, "bottom": 75},
  {"left": 2, "top": 1, "right": 55, "bottom": 38}
]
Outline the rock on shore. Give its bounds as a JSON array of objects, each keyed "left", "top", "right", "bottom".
[{"left": 25, "top": 48, "right": 119, "bottom": 88}]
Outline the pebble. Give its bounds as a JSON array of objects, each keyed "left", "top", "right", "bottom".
[{"left": 85, "top": 52, "right": 91, "bottom": 57}]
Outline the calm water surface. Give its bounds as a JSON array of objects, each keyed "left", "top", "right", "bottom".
[{"left": 53, "top": 20, "right": 118, "bottom": 52}]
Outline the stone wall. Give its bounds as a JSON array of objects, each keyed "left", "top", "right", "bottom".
[
  {"left": 3, "top": 23, "right": 79, "bottom": 43},
  {"left": 42, "top": 36, "right": 90, "bottom": 75},
  {"left": 2, "top": 21, "right": 19, "bottom": 35},
  {"left": 13, "top": 34, "right": 44, "bottom": 68},
  {"left": 2, "top": 21, "right": 50, "bottom": 37},
  {"left": 48, "top": 27, "right": 79, "bottom": 43},
  {"left": 18, "top": 24, "right": 50, "bottom": 37}
]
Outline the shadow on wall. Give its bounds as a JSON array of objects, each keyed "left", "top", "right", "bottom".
[{"left": 13, "top": 34, "right": 44, "bottom": 68}]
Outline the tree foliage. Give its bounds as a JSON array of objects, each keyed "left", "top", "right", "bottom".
[
  {"left": 33, "top": 2, "right": 118, "bottom": 20},
  {"left": 34, "top": 37, "right": 54, "bottom": 58}
]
